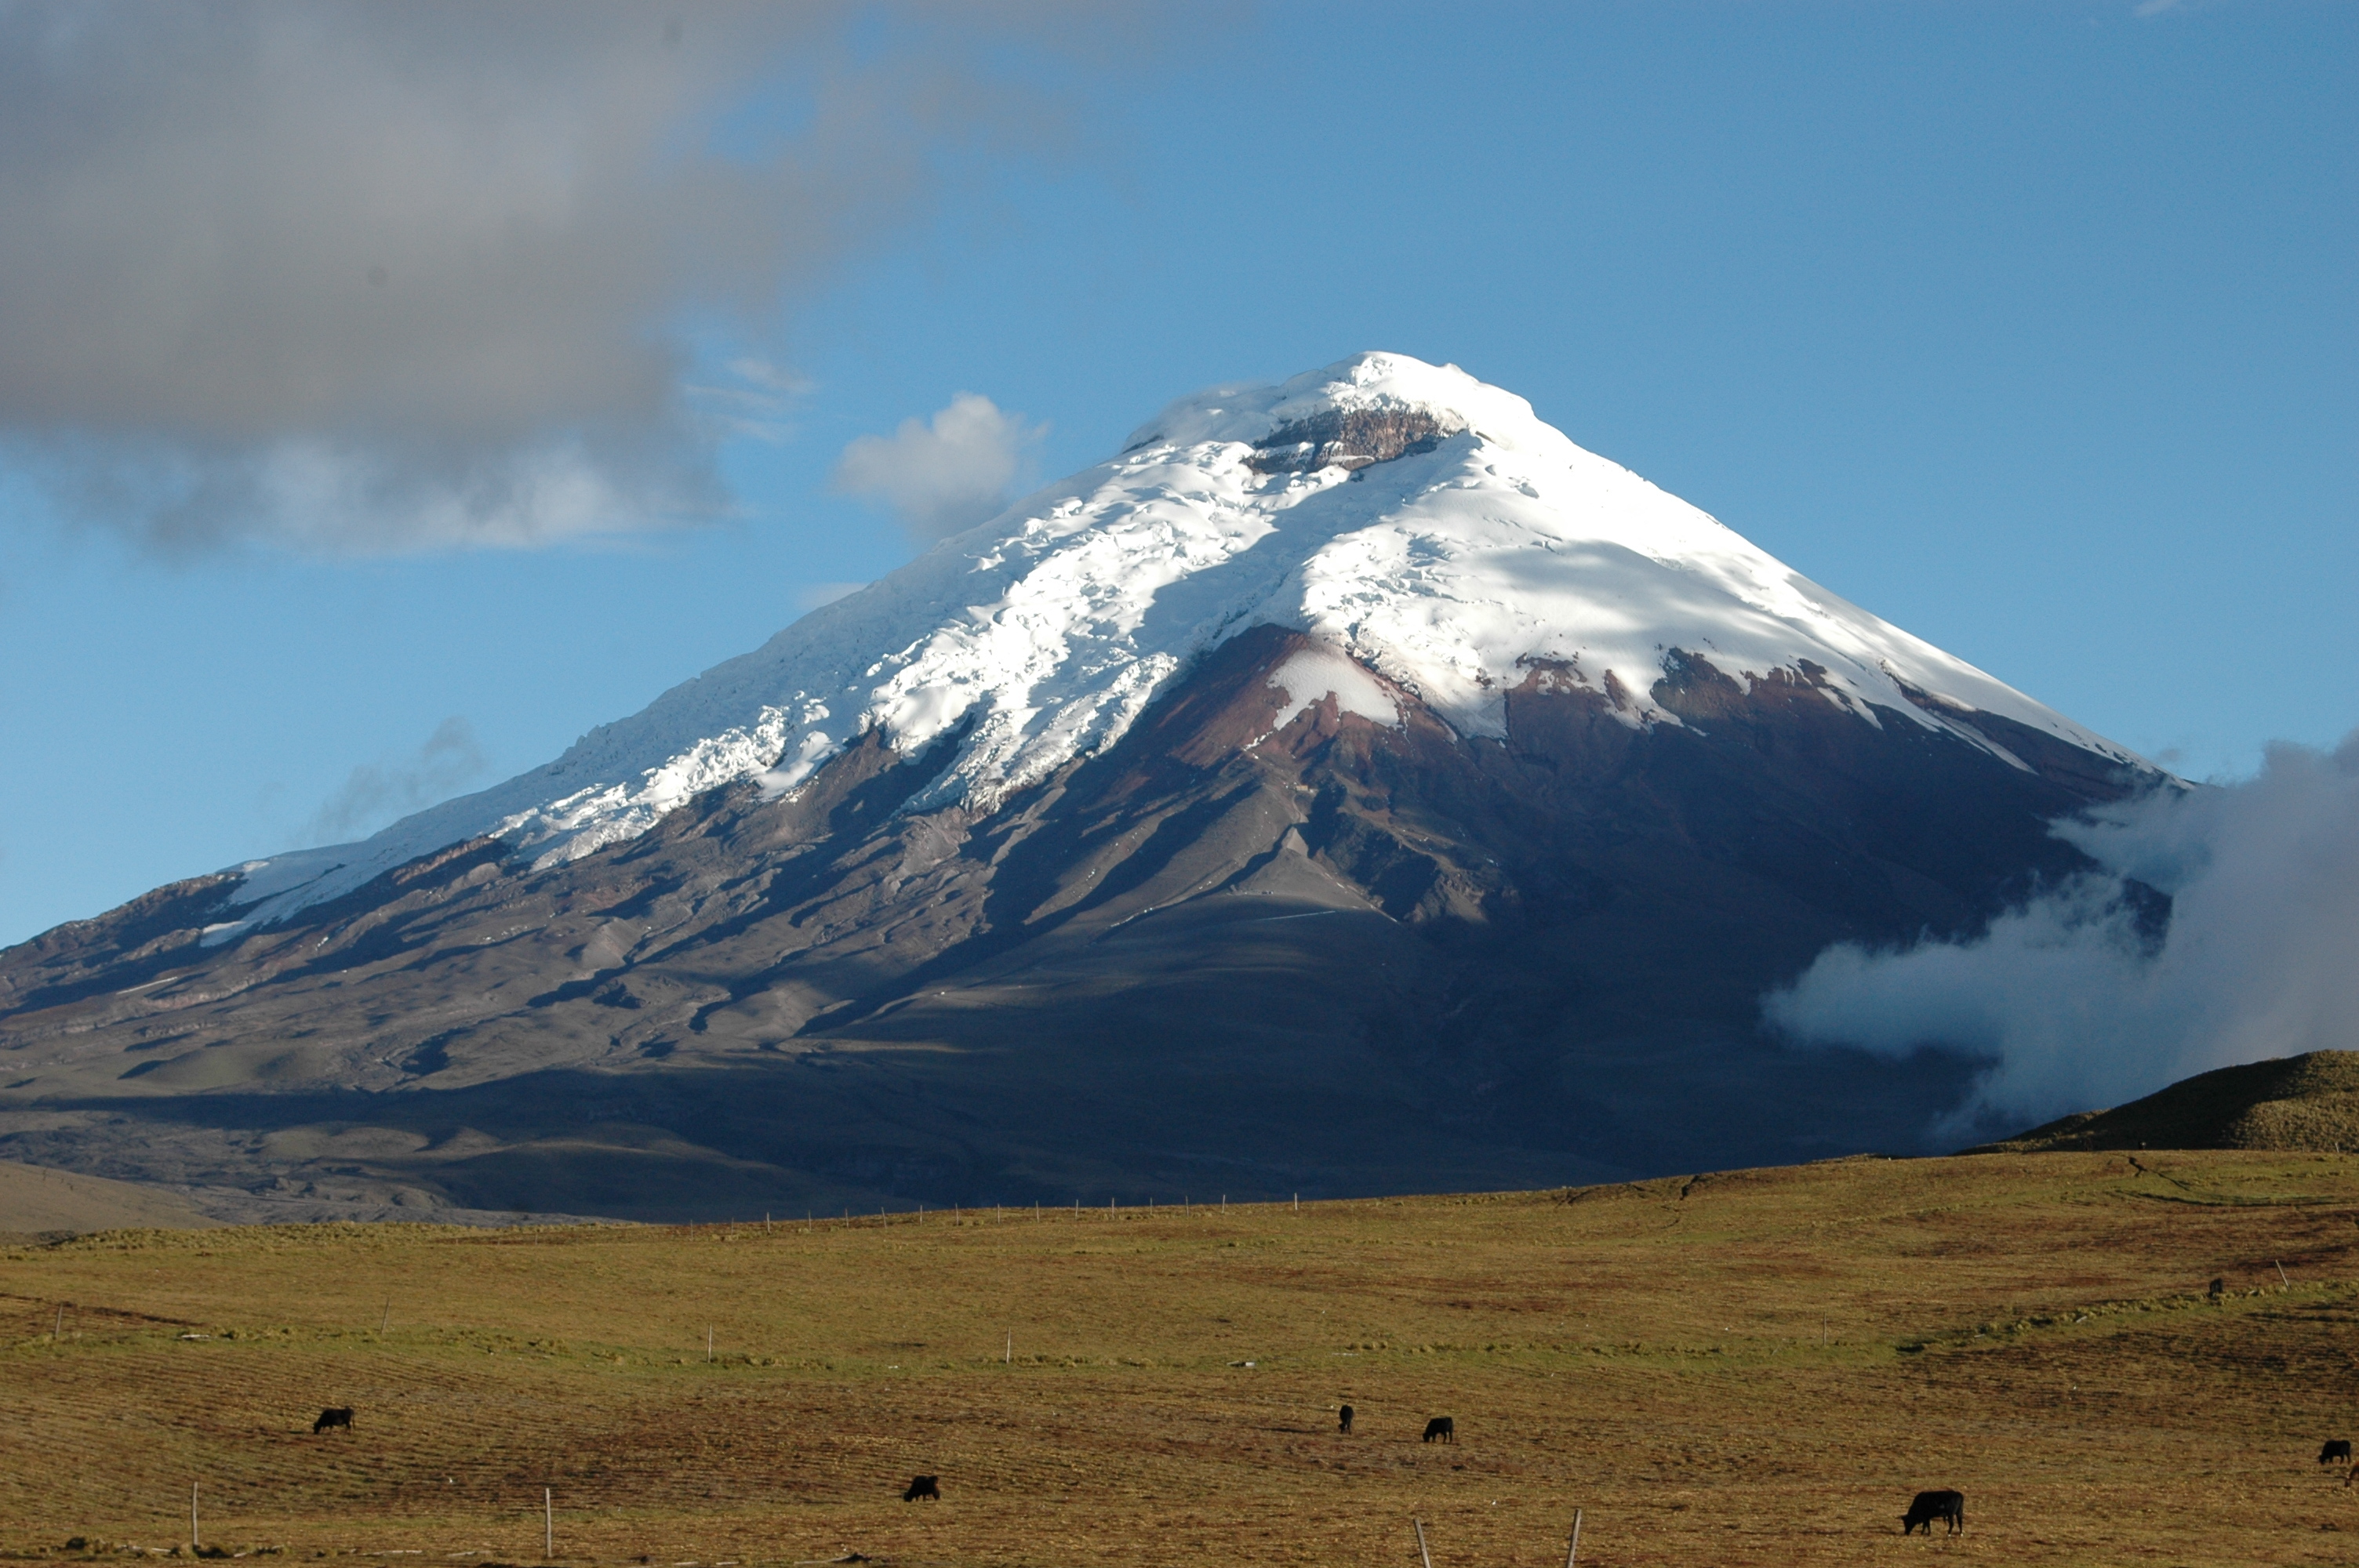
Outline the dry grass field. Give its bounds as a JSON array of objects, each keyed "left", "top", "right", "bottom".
[{"left": 4, "top": 1150, "right": 2358, "bottom": 1566}]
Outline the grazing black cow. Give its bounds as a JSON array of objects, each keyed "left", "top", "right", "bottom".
[
  {"left": 312, "top": 1407, "right": 354, "bottom": 1434},
  {"left": 1421, "top": 1416, "right": 1454, "bottom": 1444},
  {"left": 2319, "top": 1439, "right": 2351, "bottom": 1465},
  {"left": 1900, "top": 1490, "right": 1964, "bottom": 1536},
  {"left": 2208, "top": 1277, "right": 2226, "bottom": 1300},
  {"left": 1338, "top": 1404, "right": 1354, "bottom": 1435},
  {"left": 902, "top": 1475, "right": 940, "bottom": 1502}
]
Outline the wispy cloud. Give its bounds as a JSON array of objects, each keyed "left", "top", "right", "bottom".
[
  {"left": 683, "top": 360, "right": 816, "bottom": 449},
  {"left": 0, "top": 2, "right": 1136, "bottom": 557},
  {"left": 833, "top": 392, "right": 1047, "bottom": 542},
  {"left": 1765, "top": 733, "right": 2359, "bottom": 1141},
  {"left": 306, "top": 717, "right": 489, "bottom": 844}
]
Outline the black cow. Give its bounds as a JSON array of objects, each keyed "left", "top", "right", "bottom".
[
  {"left": 2320, "top": 1439, "right": 2351, "bottom": 1465},
  {"left": 1421, "top": 1417, "right": 1454, "bottom": 1444},
  {"left": 1900, "top": 1490, "right": 1964, "bottom": 1537},
  {"left": 1338, "top": 1404, "right": 1354, "bottom": 1435},
  {"left": 902, "top": 1475, "right": 940, "bottom": 1502},
  {"left": 312, "top": 1407, "right": 354, "bottom": 1434}
]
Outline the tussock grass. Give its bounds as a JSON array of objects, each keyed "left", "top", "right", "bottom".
[{"left": 3, "top": 1151, "right": 2357, "bottom": 1564}]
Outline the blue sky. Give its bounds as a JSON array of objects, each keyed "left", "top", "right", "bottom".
[{"left": 0, "top": 0, "right": 2350, "bottom": 947}]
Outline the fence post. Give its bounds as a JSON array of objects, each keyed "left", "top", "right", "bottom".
[
  {"left": 1412, "top": 1517, "right": 1431, "bottom": 1568},
  {"left": 1564, "top": 1508, "right": 1582, "bottom": 1567}
]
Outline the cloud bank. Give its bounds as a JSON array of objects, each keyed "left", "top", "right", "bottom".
[
  {"left": 0, "top": 2, "right": 1110, "bottom": 556},
  {"left": 1766, "top": 733, "right": 2359, "bottom": 1138},
  {"left": 834, "top": 392, "right": 1046, "bottom": 542}
]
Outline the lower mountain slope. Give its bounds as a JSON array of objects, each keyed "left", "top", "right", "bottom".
[
  {"left": 1979, "top": 1051, "right": 2359, "bottom": 1156},
  {"left": 0, "top": 1156, "right": 216, "bottom": 1235},
  {"left": 0, "top": 629, "right": 2152, "bottom": 1221}
]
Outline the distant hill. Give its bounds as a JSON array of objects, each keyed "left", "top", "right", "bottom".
[
  {"left": 0, "top": 1157, "right": 215, "bottom": 1235},
  {"left": 1979, "top": 1051, "right": 2359, "bottom": 1154}
]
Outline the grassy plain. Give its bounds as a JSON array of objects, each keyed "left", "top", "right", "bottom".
[{"left": 3, "top": 1151, "right": 2357, "bottom": 1566}]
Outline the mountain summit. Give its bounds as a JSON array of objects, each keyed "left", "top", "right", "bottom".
[
  {"left": 0, "top": 354, "right": 2162, "bottom": 1221},
  {"left": 224, "top": 353, "right": 2138, "bottom": 931}
]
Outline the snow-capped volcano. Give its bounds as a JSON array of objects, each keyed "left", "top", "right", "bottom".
[
  {"left": 227, "top": 352, "right": 2141, "bottom": 932},
  {"left": 0, "top": 351, "right": 2170, "bottom": 1221}
]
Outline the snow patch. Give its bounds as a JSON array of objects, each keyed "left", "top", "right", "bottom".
[{"left": 1267, "top": 647, "right": 1400, "bottom": 730}]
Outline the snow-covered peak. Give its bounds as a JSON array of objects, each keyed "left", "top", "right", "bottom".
[
  {"left": 220, "top": 353, "right": 2150, "bottom": 933},
  {"left": 1125, "top": 351, "right": 1547, "bottom": 456}
]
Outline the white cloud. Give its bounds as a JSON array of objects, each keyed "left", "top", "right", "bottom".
[
  {"left": 306, "top": 717, "right": 489, "bottom": 844},
  {"left": 1766, "top": 732, "right": 2359, "bottom": 1139},
  {"left": 34, "top": 434, "right": 718, "bottom": 558},
  {"left": 833, "top": 393, "right": 1046, "bottom": 542},
  {"left": 0, "top": 2, "right": 1136, "bottom": 556}
]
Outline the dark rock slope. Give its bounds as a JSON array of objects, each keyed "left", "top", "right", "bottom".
[{"left": 0, "top": 629, "right": 2156, "bottom": 1221}]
